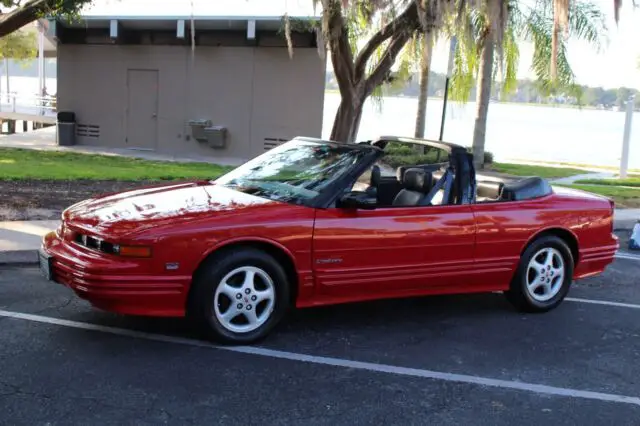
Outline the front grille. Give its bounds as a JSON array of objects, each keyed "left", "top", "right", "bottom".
[{"left": 73, "top": 233, "right": 118, "bottom": 255}]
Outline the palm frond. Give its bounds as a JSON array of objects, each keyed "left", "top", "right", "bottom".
[
  {"left": 521, "top": 0, "right": 607, "bottom": 98},
  {"left": 529, "top": 14, "right": 576, "bottom": 96},
  {"left": 508, "top": 0, "right": 528, "bottom": 39},
  {"left": 500, "top": 26, "right": 520, "bottom": 97},
  {"left": 447, "top": 2, "right": 483, "bottom": 104},
  {"left": 568, "top": 1, "right": 608, "bottom": 53},
  {"left": 450, "top": 27, "right": 479, "bottom": 102}
]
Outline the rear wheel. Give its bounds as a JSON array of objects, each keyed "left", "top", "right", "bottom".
[
  {"left": 505, "top": 235, "right": 574, "bottom": 313},
  {"left": 189, "top": 248, "right": 290, "bottom": 344}
]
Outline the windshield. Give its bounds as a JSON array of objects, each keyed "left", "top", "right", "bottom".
[{"left": 214, "top": 138, "right": 372, "bottom": 205}]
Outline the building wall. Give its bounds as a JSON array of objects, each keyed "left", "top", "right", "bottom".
[{"left": 57, "top": 44, "right": 326, "bottom": 162}]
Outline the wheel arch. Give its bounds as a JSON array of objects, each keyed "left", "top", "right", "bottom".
[
  {"left": 520, "top": 227, "right": 580, "bottom": 267},
  {"left": 189, "top": 237, "right": 300, "bottom": 309}
]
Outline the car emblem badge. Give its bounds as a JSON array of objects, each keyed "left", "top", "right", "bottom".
[{"left": 165, "top": 262, "right": 180, "bottom": 271}]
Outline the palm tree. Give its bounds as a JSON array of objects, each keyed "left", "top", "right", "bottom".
[
  {"left": 449, "top": 0, "right": 607, "bottom": 167},
  {"left": 414, "top": 31, "right": 435, "bottom": 138}
]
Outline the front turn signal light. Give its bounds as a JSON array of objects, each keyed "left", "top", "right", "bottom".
[{"left": 114, "top": 244, "right": 152, "bottom": 258}]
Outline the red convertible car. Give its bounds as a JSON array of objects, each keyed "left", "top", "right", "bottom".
[{"left": 39, "top": 136, "right": 619, "bottom": 343}]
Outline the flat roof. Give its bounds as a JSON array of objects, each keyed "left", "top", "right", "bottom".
[
  {"left": 43, "top": 1, "right": 321, "bottom": 51},
  {"left": 79, "top": 0, "right": 318, "bottom": 18},
  {"left": 57, "top": 15, "right": 318, "bottom": 32},
  {"left": 60, "top": 0, "right": 320, "bottom": 30}
]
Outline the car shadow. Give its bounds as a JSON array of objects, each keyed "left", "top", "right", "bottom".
[
  {"left": 278, "top": 292, "right": 514, "bottom": 334},
  {"left": 67, "top": 292, "right": 515, "bottom": 345}
]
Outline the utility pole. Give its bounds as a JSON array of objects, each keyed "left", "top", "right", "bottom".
[
  {"left": 439, "top": 36, "right": 457, "bottom": 141},
  {"left": 37, "top": 20, "right": 45, "bottom": 115},
  {"left": 4, "top": 58, "right": 8, "bottom": 101},
  {"left": 620, "top": 94, "right": 634, "bottom": 179}
]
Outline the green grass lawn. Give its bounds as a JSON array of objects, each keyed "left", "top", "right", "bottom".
[
  {"left": 573, "top": 177, "right": 640, "bottom": 188},
  {"left": 557, "top": 183, "right": 640, "bottom": 208},
  {"left": 490, "top": 162, "right": 586, "bottom": 179},
  {"left": 0, "top": 148, "right": 234, "bottom": 180},
  {"left": 509, "top": 159, "right": 640, "bottom": 174}
]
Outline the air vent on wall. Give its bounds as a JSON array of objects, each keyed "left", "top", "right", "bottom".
[
  {"left": 76, "top": 124, "right": 100, "bottom": 138},
  {"left": 263, "top": 137, "right": 288, "bottom": 151}
]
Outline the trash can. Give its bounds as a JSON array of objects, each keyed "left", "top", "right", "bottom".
[{"left": 56, "top": 111, "right": 76, "bottom": 146}]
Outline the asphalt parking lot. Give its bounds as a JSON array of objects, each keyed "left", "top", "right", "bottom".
[{"left": 1, "top": 256, "right": 640, "bottom": 425}]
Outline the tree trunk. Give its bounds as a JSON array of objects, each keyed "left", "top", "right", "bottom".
[
  {"left": 330, "top": 95, "right": 362, "bottom": 143},
  {"left": 414, "top": 32, "right": 433, "bottom": 139},
  {"left": 472, "top": 29, "right": 495, "bottom": 169},
  {"left": 348, "top": 101, "right": 364, "bottom": 142},
  {"left": 321, "top": 0, "right": 419, "bottom": 144}
]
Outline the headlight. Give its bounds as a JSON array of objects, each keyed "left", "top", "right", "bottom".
[{"left": 74, "top": 232, "right": 152, "bottom": 258}]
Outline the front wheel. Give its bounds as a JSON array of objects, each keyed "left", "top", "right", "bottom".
[
  {"left": 505, "top": 235, "right": 574, "bottom": 313},
  {"left": 189, "top": 248, "right": 290, "bottom": 344}
]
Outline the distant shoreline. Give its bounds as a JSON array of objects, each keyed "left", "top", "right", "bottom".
[{"left": 323, "top": 89, "right": 616, "bottom": 112}]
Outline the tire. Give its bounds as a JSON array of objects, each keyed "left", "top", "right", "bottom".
[
  {"left": 505, "top": 235, "right": 574, "bottom": 313},
  {"left": 188, "top": 247, "right": 291, "bottom": 344}
]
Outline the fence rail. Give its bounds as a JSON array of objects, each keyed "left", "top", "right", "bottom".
[{"left": 0, "top": 93, "right": 57, "bottom": 118}]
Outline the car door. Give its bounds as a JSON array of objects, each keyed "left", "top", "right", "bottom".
[{"left": 312, "top": 203, "right": 477, "bottom": 303}]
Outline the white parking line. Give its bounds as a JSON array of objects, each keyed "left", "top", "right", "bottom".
[
  {"left": 566, "top": 297, "right": 640, "bottom": 310},
  {"left": 615, "top": 252, "right": 640, "bottom": 261},
  {"left": 1, "top": 309, "right": 639, "bottom": 407}
]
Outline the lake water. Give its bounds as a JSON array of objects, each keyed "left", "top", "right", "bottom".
[
  {"left": 4, "top": 77, "right": 638, "bottom": 169},
  {"left": 322, "top": 92, "right": 640, "bottom": 169}
]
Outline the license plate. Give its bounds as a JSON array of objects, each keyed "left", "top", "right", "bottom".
[{"left": 38, "top": 249, "right": 53, "bottom": 281}]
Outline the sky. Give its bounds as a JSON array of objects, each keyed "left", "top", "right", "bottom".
[{"left": 85, "top": 0, "right": 640, "bottom": 90}]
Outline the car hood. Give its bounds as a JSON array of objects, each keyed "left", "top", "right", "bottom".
[{"left": 62, "top": 181, "right": 279, "bottom": 239}]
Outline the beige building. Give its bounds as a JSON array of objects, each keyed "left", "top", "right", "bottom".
[{"left": 45, "top": 15, "right": 326, "bottom": 162}]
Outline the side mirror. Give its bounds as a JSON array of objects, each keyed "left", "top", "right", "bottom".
[{"left": 337, "top": 191, "right": 377, "bottom": 210}]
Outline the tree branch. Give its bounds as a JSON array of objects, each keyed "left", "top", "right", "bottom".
[
  {"left": 353, "top": 2, "right": 420, "bottom": 81},
  {"left": 364, "top": 29, "right": 414, "bottom": 97},
  {"left": 0, "top": 0, "right": 79, "bottom": 38}
]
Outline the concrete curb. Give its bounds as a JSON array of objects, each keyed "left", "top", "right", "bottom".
[
  {"left": 614, "top": 218, "right": 639, "bottom": 231},
  {"left": 0, "top": 250, "right": 38, "bottom": 266}
]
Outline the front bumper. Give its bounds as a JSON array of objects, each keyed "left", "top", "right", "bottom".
[{"left": 41, "top": 231, "right": 191, "bottom": 317}]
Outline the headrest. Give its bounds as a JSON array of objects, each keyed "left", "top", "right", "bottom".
[
  {"left": 403, "top": 168, "right": 433, "bottom": 193},
  {"left": 370, "top": 165, "right": 381, "bottom": 187}
]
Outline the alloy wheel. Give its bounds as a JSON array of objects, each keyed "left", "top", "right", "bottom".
[
  {"left": 213, "top": 266, "right": 276, "bottom": 334},
  {"left": 525, "top": 247, "right": 565, "bottom": 302}
]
